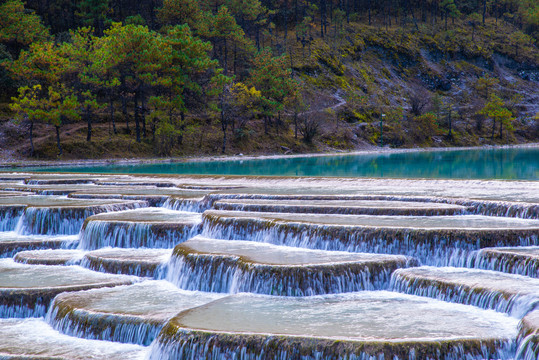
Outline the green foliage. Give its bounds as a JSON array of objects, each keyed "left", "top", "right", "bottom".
[
  {"left": 475, "top": 74, "right": 500, "bottom": 98},
  {"left": 478, "top": 94, "right": 515, "bottom": 139},
  {"left": 509, "top": 30, "right": 534, "bottom": 57},
  {"left": 411, "top": 112, "right": 439, "bottom": 144},
  {"left": 76, "top": 0, "right": 111, "bottom": 33},
  {"left": 158, "top": 0, "right": 201, "bottom": 30},
  {"left": 0, "top": 0, "right": 49, "bottom": 51}
]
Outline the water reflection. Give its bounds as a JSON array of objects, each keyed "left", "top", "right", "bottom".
[{"left": 20, "top": 147, "right": 539, "bottom": 180}]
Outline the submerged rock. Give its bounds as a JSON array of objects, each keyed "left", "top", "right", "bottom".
[
  {"left": 150, "top": 291, "right": 518, "bottom": 360},
  {"left": 167, "top": 236, "right": 418, "bottom": 295}
]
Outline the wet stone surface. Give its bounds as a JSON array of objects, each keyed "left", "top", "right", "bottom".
[
  {"left": 0, "top": 259, "right": 137, "bottom": 317},
  {"left": 151, "top": 291, "right": 519, "bottom": 360},
  {"left": 82, "top": 248, "right": 172, "bottom": 277},
  {"left": 0, "top": 172, "right": 537, "bottom": 359},
  {"left": 13, "top": 249, "right": 85, "bottom": 265},
  {"left": 168, "top": 236, "right": 417, "bottom": 295},
  {"left": 391, "top": 266, "right": 539, "bottom": 317},
  {"left": 48, "top": 280, "right": 224, "bottom": 345},
  {"left": 213, "top": 198, "right": 469, "bottom": 216},
  {"left": 0, "top": 318, "right": 147, "bottom": 359},
  {"left": 0, "top": 232, "right": 78, "bottom": 258}
]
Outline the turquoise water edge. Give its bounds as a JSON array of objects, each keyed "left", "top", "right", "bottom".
[{"left": 10, "top": 147, "right": 539, "bottom": 180}]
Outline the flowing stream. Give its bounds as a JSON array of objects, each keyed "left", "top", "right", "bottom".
[{"left": 0, "top": 152, "right": 538, "bottom": 359}]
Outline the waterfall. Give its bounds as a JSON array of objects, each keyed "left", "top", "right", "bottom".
[
  {"left": 201, "top": 213, "right": 539, "bottom": 266},
  {"left": 465, "top": 248, "right": 539, "bottom": 278},
  {"left": 148, "top": 329, "right": 517, "bottom": 360},
  {"left": 79, "top": 220, "right": 201, "bottom": 250},
  {"left": 390, "top": 269, "right": 539, "bottom": 318},
  {"left": 0, "top": 301, "right": 50, "bottom": 318},
  {"left": 516, "top": 334, "right": 538, "bottom": 360},
  {"left": 0, "top": 206, "right": 24, "bottom": 231},
  {"left": 165, "top": 251, "right": 416, "bottom": 296},
  {"left": 456, "top": 200, "right": 539, "bottom": 220},
  {"left": 80, "top": 254, "right": 163, "bottom": 278},
  {"left": 46, "top": 301, "right": 162, "bottom": 346},
  {"left": 13, "top": 201, "right": 148, "bottom": 236},
  {"left": 162, "top": 197, "right": 209, "bottom": 213}
]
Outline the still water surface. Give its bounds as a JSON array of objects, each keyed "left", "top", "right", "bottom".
[{"left": 16, "top": 147, "right": 539, "bottom": 180}]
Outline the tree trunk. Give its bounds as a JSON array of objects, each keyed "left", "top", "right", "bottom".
[
  {"left": 29, "top": 121, "right": 34, "bottom": 157},
  {"left": 178, "top": 111, "right": 185, "bottom": 145},
  {"left": 482, "top": 0, "right": 487, "bottom": 24},
  {"left": 122, "top": 95, "right": 129, "bottom": 133},
  {"left": 224, "top": 39, "right": 228, "bottom": 75},
  {"left": 221, "top": 101, "right": 227, "bottom": 154},
  {"left": 142, "top": 93, "right": 147, "bottom": 139},
  {"left": 55, "top": 125, "right": 62, "bottom": 156},
  {"left": 491, "top": 118, "right": 496, "bottom": 139},
  {"left": 86, "top": 105, "right": 92, "bottom": 142},
  {"left": 110, "top": 94, "right": 116, "bottom": 134},
  {"left": 134, "top": 90, "right": 141, "bottom": 143},
  {"left": 294, "top": 112, "right": 298, "bottom": 139}
]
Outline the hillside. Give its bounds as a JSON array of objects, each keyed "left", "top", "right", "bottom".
[{"left": 0, "top": 0, "right": 538, "bottom": 160}]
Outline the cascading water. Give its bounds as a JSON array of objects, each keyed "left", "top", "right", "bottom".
[
  {"left": 390, "top": 267, "right": 539, "bottom": 318},
  {"left": 165, "top": 238, "right": 418, "bottom": 295},
  {"left": 162, "top": 197, "right": 209, "bottom": 213},
  {"left": 14, "top": 201, "right": 148, "bottom": 236},
  {"left": 463, "top": 247, "right": 539, "bottom": 278},
  {"left": 148, "top": 292, "right": 520, "bottom": 360},
  {"left": 0, "top": 172, "right": 537, "bottom": 360},
  {"left": 79, "top": 220, "right": 201, "bottom": 249},
  {"left": 78, "top": 209, "right": 202, "bottom": 250},
  {"left": 201, "top": 212, "right": 539, "bottom": 266},
  {"left": 45, "top": 281, "right": 224, "bottom": 346},
  {"left": 0, "top": 206, "right": 24, "bottom": 231}
]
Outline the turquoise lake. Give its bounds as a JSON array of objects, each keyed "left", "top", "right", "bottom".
[{"left": 13, "top": 147, "right": 539, "bottom": 180}]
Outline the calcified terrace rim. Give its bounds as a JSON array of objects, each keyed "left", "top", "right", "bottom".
[
  {"left": 202, "top": 211, "right": 539, "bottom": 230},
  {"left": 81, "top": 248, "right": 171, "bottom": 277},
  {"left": 0, "top": 233, "right": 78, "bottom": 258},
  {"left": 391, "top": 266, "right": 539, "bottom": 317},
  {"left": 47, "top": 281, "right": 225, "bottom": 346},
  {"left": 14, "top": 249, "right": 86, "bottom": 265},
  {"left": 213, "top": 199, "right": 469, "bottom": 216},
  {"left": 0, "top": 318, "right": 147, "bottom": 359},
  {"left": 150, "top": 292, "right": 518, "bottom": 360},
  {"left": 0, "top": 259, "right": 137, "bottom": 318},
  {"left": 84, "top": 208, "right": 202, "bottom": 223},
  {"left": 177, "top": 236, "right": 413, "bottom": 265},
  {"left": 469, "top": 246, "right": 539, "bottom": 278},
  {"left": 168, "top": 236, "right": 417, "bottom": 295}
]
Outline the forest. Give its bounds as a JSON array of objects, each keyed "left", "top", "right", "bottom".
[{"left": 0, "top": 0, "right": 538, "bottom": 159}]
